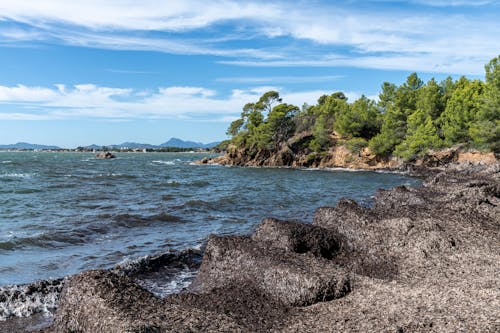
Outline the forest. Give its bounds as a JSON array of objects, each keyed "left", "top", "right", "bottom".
[{"left": 223, "top": 56, "right": 499, "bottom": 160}]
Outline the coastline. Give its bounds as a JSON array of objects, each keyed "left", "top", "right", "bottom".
[
  {"left": 1, "top": 157, "right": 499, "bottom": 332},
  {"left": 197, "top": 145, "right": 498, "bottom": 176}
]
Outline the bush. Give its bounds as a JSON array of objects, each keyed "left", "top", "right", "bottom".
[{"left": 345, "top": 138, "right": 368, "bottom": 154}]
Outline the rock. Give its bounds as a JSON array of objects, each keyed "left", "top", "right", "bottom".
[
  {"left": 191, "top": 235, "right": 351, "bottom": 306},
  {"left": 251, "top": 218, "right": 345, "bottom": 259},
  {"left": 167, "top": 282, "right": 293, "bottom": 332},
  {"left": 314, "top": 199, "right": 375, "bottom": 232},
  {"left": 52, "top": 270, "right": 241, "bottom": 333},
  {"left": 95, "top": 152, "right": 116, "bottom": 159}
]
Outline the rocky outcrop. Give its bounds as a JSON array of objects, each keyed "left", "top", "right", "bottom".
[
  {"left": 201, "top": 141, "right": 497, "bottom": 173},
  {"left": 251, "top": 218, "right": 346, "bottom": 259},
  {"left": 191, "top": 235, "right": 351, "bottom": 306},
  {"left": 95, "top": 152, "right": 116, "bottom": 159},
  {"left": 52, "top": 270, "right": 241, "bottom": 332}
]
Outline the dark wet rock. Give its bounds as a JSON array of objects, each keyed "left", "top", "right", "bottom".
[
  {"left": 51, "top": 270, "right": 241, "bottom": 333},
  {"left": 112, "top": 249, "right": 202, "bottom": 278},
  {"left": 251, "top": 218, "right": 345, "bottom": 259},
  {"left": 191, "top": 235, "right": 351, "bottom": 306},
  {"left": 95, "top": 152, "right": 116, "bottom": 159}
]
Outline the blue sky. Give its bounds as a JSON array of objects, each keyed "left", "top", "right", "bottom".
[{"left": 0, "top": 0, "right": 498, "bottom": 147}]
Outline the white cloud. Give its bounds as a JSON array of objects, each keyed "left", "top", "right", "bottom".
[
  {"left": 0, "top": 85, "right": 58, "bottom": 102},
  {"left": 0, "top": 83, "right": 356, "bottom": 121},
  {"left": 0, "top": 1, "right": 498, "bottom": 74},
  {"left": 0, "top": 1, "right": 280, "bottom": 31},
  {"left": 409, "top": 0, "right": 499, "bottom": 6}
]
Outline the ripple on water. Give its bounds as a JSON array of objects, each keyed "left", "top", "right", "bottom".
[{"left": 111, "top": 212, "right": 184, "bottom": 228}]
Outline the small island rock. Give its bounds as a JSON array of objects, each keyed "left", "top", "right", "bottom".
[{"left": 95, "top": 152, "right": 116, "bottom": 159}]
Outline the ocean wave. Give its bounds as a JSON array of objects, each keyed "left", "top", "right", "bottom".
[
  {"left": 0, "top": 279, "right": 64, "bottom": 321},
  {"left": 189, "top": 180, "right": 210, "bottom": 187},
  {"left": 164, "top": 180, "right": 182, "bottom": 187},
  {"left": 151, "top": 160, "right": 175, "bottom": 166},
  {"left": 1, "top": 230, "right": 89, "bottom": 251},
  {"left": 13, "top": 188, "right": 43, "bottom": 194},
  {"left": 0, "top": 241, "right": 15, "bottom": 251},
  {"left": 0, "top": 249, "right": 203, "bottom": 321},
  {"left": 113, "top": 249, "right": 202, "bottom": 297},
  {"left": 112, "top": 212, "right": 184, "bottom": 228},
  {"left": 1, "top": 161, "right": 12, "bottom": 164},
  {"left": 0, "top": 173, "right": 35, "bottom": 179},
  {"left": 183, "top": 199, "right": 213, "bottom": 209},
  {"left": 95, "top": 173, "right": 137, "bottom": 179},
  {"left": 113, "top": 249, "right": 202, "bottom": 277}
]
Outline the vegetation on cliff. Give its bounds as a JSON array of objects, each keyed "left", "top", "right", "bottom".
[{"left": 222, "top": 55, "right": 500, "bottom": 161}]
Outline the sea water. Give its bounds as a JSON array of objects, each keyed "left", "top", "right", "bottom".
[{"left": 0, "top": 151, "right": 420, "bottom": 287}]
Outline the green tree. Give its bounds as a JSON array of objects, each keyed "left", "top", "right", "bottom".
[
  {"left": 470, "top": 55, "right": 500, "bottom": 151},
  {"left": 417, "top": 78, "right": 444, "bottom": 120},
  {"left": 439, "top": 77, "right": 485, "bottom": 145},
  {"left": 395, "top": 111, "right": 443, "bottom": 159},
  {"left": 334, "top": 95, "right": 381, "bottom": 139},
  {"left": 226, "top": 118, "right": 244, "bottom": 137},
  {"left": 266, "top": 103, "right": 299, "bottom": 148},
  {"left": 308, "top": 92, "right": 349, "bottom": 151},
  {"left": 369, "top": 73, "right": 423, "bottom": 156}
]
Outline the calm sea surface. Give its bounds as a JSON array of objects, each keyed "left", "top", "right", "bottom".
[{"left": 0, "top": 152, "right": 420, "bottom": 286}]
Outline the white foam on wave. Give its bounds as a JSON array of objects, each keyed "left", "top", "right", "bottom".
[
  {"left": 0, "top": 173, "right": 34, "bottom": 179},
  {"left": 152, "top": 160, "right": 175, "bottom": 166},
  {"left": 135, "top": 268, "right": 198, "bottom": 298},
  {"left": 0, "top": 279, "right": 64, "bottom": 321},
  {"left": 1, "top": 161, "right": 12, "bottom": 164}
]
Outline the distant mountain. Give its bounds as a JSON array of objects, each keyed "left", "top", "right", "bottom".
[
  {"left": 203, "top": 141, "right": 221, "bottom": 148},
  {"left": 111, "top": 142, "right": 157, "bottom": 149},
  {"left": 0, "top": 142, "right": 61, "bottom": 150},
  {"left": 0, "top": 139, "right": 220, "bottom": 150},
  {"left": 83, "top": 144, "right": 101, "bottom": 150},
  {"left": 159, "top": 138, "right": 220, "bottom": 148}
]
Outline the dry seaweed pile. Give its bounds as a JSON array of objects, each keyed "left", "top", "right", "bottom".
[{"left": 41, "top": 163, "right": 499, "bottom": 332}]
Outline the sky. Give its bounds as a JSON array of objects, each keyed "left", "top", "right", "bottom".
[{"left": 0, "top": 0, "right": 498, "bottom": 147}]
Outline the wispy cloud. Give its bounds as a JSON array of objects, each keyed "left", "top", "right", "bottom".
[
  {"left": 0, "top": 83, "right": 353, "bottom": 121},
  {"left": 215, "top": 75, "right": 343, "bottom": 84},
  {"left": 0, "top": 1, "right": 498, "bottom": 74},
  {"left": 408, "top": 0, "right": 499, "bottom": 6}
]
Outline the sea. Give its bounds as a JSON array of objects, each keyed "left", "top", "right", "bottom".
[{"left": 0, "top": 151, "right": 420, "bottom": 325}]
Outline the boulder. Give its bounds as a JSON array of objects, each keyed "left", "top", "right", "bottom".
[
  {"left": 191, "top": 235, "right": 351, "bottom": 306},
  {"left": 251, "top": 218, "right": 345, "bottom": 259},
  {"left": 51, "top": 270, "right": 241, "bottom": 333},
  {"left": 95, "top": 152, "right": 116, "bottom": 159},
  {"left": 167, "top": 282, "right": 293, "bottom": 332}
]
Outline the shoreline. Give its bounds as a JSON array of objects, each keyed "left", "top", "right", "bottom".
[{"left": 1, "top": 160, "right": 498, "bottom": 332}]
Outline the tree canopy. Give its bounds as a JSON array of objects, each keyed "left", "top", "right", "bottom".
[{"left": 225, "top": 56, "right": 500, "bottom": 160}]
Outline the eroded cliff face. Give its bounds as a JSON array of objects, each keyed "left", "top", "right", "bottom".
[
  {"left": 201, "top": 139, "right": 497, "bottom": 171},
  {"left": 201, "top": 132, "right": 400, "bottom": 170}
]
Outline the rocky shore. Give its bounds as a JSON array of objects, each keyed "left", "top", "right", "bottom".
[
  {"left": 2, "top": 159, "right": 499, "bottom": 332},
  {"left": 198, "top": 142, "right": 497, "bottom": 173}
]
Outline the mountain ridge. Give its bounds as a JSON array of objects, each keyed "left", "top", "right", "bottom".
[{"left": 0, "top": 138, "right": 220, "bottom": 150}]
